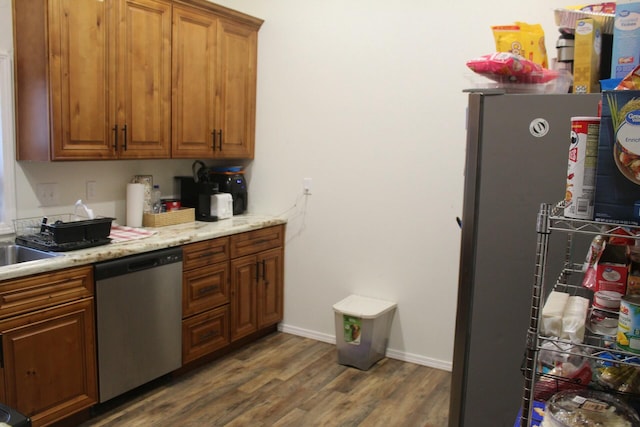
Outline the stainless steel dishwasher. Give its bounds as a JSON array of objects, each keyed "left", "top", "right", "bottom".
[{"left": 94, "top": 247, "right": 183, "bottom": 403}]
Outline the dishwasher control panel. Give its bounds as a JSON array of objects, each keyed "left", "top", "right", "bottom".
[{"left": 94, "top": 247, "right": 183, "bottom": 281}]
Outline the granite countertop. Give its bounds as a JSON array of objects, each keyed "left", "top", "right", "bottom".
[{"left": 1, "top": 214, "right": 286, "bottom": 282}]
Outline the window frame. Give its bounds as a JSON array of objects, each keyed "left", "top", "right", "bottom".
[{"left": 0, "top": 51, "right": 16, "bottom": 235}]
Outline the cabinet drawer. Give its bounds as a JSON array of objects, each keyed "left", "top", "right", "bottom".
[
  {"left": 230, "top": 225, "right": 284, "bottom": 259},
  {"left": 0, "top": 266, "right": 94, "bottom": 320},
  {"left": 182, "top": 305, "right": 230, "bottom": 364},
  {"left": 183, "top": 262, "right": 229, "bottom": 317},
  {"left": 183, "top": 237, "right": 229, "bottom": 271}
]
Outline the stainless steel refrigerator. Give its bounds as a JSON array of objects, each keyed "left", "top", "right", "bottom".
[{"left": 449, "top": 91, "right": 601, "bottom": 427}]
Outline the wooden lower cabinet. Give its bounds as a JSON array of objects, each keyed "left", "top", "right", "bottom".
[
  {"left": 0, "top": 298, "right": 97, "bottom": 427},
  {"left": 181, "top": 240, "right": 231, "bottom": 363},
  {"left": 230, "top": 227, "right": 284, "bottom": 342},
  {"left": 182, "top": 305, "right": 230, "bottom": 364},
  {"left": 182, "top": 225, "right": 285, "bottom": 364}
]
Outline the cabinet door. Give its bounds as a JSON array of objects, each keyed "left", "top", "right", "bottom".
[
  {"left": 230, "top": 255, "right": 258, "bottom": 341},
  {"left": 257, "top": 248, "right": 284, "bottom": 328},
  {"left": 182, "top": 305, "right": 230, "bottom": 364},
  {"left": 116, "top": 0, "right": 172, "bottom": 159},
  {"left": 216, "top": 19, "right": 257, "bottom": 159},
  {"left": 0, "top": 299, "right": 97, "bottom": 426},
  {"left": 183, "top": 262, "right": 230, "bottom": 317},
  {"left": 48, "top": 0, "right": 117, "bottom": 160},
  {"left": 171, "top": 6, "right": 218, "bottom": 159}
]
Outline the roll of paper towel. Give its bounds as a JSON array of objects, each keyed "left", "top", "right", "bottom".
[{"left": 126, "top": 183, "right": 145, "bottom": 227}]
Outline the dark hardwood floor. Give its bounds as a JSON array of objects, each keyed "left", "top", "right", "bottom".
[{"left": 80, "top": 332, "right": 451, "bottom": 427}]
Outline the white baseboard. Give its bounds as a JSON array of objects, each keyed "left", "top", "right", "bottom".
[{"left": 278, "top": 323, "right": 452, "bottom": 372}]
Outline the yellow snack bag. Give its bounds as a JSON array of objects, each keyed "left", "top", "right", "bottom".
[{"left": 492, "top": 22, "right": 548, "bottom": 68}]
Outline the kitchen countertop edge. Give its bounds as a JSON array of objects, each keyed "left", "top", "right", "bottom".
[{"left": 1, "top": 214, "right": 287, "bottom": 282}]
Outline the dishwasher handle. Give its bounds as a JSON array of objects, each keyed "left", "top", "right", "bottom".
[
  {"left": 128, "top": 258, "right": 159, "bottom": 272},
  {"left": 95, "top": 247, "right": 183, "bottom": 281}
]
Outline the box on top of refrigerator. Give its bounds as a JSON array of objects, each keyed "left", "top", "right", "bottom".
[
  {"left": 594, "top": 90, "right": 640, "bottom": 224},
  {"left": 573, "top": 18, "right": 602, "bottom": 93},
  {"left": 611, "top": 0, "right": 640, "bottom": 79}
]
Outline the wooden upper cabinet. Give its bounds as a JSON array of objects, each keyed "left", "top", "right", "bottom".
[
  {"left": 171, "top": 6, "right": 218, "bottom": 158},
  {"left": 117, "top": 0, "right": 172, "bottom": 159},
  {"left": 47, "top": 0, "right": 116, "bottom": 160},
  {"left": 216, "top": 19, "right": 257, "bottom": 159},
  {"left": 14, "top": 0, "right": 116, "bottom": 160},
  {"left": 172, "top": 5, "right": 260, "bottom": 159},
  {"left": 15, "top": 0, "right": 171, "bottom": 160},
  {"left": 13, "top": 0, "right": 261, "bottom": 161}
]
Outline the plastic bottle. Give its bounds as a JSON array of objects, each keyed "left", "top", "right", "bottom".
[{"left": 152, "top": 185, "right": 162, "bottom": 213}]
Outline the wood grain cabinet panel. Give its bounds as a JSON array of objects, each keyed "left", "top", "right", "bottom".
[
  {"left": 229, "top": 254, "right": 258, "bottom": 341},
  {"left": 0, "top": 266, "right": 93, "bottom": 320},
  {"left": 182, "top": 237, "right": 229, "bottom": 271},
  {"left": 229, "top": 225, "right": 284, "bottom": 259},
  {"left": 182, "top": 226, "right": 285, "bottom": 360},
  {"left": 182, "top": 237, "right": 231, "bottom": 363},
  {"left": 14, "top": 0, "right": 172, "bottom": 160},
  {"left": 182, "top": 305, "right": 230, "bottom": 364},
  {"left": 116, "top": 0, "right": 173, "bottom": 159},
  {"left": 172, "top": 4, "right": 260, "bottom": 159},
  {"left": 171, "top": 5, "right": 218, "bottom": 158},
  {"left": 183, "top": 262, "right": 229, "bottom": 317},
  {"left": 0, "top": 267, "right": 97, "bottom": 426},
  {"left": 230, "top": 225, "right": 285, "bottom": 342}
]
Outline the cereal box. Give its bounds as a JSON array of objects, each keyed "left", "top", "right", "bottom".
[
  {"left": 611, "top": 0, "right": 640, "bottom": 79},
  {"left": 594, "top": 90, "right": 640, "bottom": 224}
]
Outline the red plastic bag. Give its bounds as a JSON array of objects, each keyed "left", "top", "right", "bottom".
[{"left": 466, "top": 52, "right": 558, "bottom": 84}]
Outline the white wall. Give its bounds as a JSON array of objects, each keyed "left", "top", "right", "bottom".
[
  {"left": 213, "top": 0, "right": 578, "bottom": 369},
  {"left": 1, "top": 0, "right": 578, "bottom": 369}
]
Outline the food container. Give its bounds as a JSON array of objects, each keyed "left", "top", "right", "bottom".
[
  {"left": 593, "top": 290, "right": 622, "bottom": 310},
  {"left": 163, "top": 199, "right": 181, "bottom": 212},
  {"left": 617, "top": 294, "right": 640, "bottom": 353},
  {"left": 542, "top": 389, "right": 640, "bottom": 426},
  {"left": 564, "top": 117, "right": 600, "bottom": 219}
]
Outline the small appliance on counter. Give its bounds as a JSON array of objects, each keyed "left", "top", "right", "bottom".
[
  {"left": 175, "top": 161, "right": 248, "bottom": 221},
  {"left": 208, "top": 171, "right": 248, "bottom": 215}
]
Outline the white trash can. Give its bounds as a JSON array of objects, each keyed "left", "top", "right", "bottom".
[{"left": 333, "top": 294, "right": 397, "bottom": 370}]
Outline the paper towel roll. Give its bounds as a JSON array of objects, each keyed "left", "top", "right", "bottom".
[{"left": 126, "top": 183, "right": 145, "bottom": 227}]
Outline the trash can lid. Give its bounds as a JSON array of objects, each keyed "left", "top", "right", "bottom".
[{"left": 332, "top": 294, "right": 397, "bottom": 318}]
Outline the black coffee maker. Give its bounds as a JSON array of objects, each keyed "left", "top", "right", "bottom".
[
  {"left": 207, "top": 172, "right": 248, "bottom": 215},
  {"left": 175, "top": 161, "right": 248, "bottom": 218}
]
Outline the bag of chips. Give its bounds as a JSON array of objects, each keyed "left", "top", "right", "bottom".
[
  {"left": 492, "top": 22, "right": 548, "bottom": 68},
  {"left": 466, "top": 52, "right": 558, "bottom": 84}
]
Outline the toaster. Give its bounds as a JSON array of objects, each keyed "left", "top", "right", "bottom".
[{"left": 210, "top": 193, "right": 233, "bottom": 220}]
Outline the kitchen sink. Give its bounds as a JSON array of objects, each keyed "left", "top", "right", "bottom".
[{"left": 0, "top": 243, "right": 60, "bottom": 267}]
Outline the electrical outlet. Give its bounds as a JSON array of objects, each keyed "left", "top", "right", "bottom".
[
  {"left": 36, "top": 183, "right": 59, "bottom": 206},
  {"left": 86, "top": 181, "right": 97, "bottom": 201},
  {"left": 303, "top": 177, "right": 312, "bottom": 195}
]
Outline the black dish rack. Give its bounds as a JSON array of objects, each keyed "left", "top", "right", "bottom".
[{"left": 14, "top": 215, "right": 115, "bottom": 252}]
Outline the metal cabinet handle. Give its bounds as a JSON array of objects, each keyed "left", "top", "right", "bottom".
[
  {"left": 218, "top": 129, "right": 223, "bottom": 151},
  {"left": 198, "top": 285, "right": 218, "bottom": 295},
  {"left": 122, "top": 124, "right": 128, "bottom": 151},
  {"left": 211, "top": 130, "right": 216, "bottom": 151},
  {"left": 198, "top": 329, "right": 217, "bottom": 343}
]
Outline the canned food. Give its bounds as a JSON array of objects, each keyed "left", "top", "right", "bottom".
[
  {"left": 162, "top": 200, "right": 181, "bottom": 212},
  {"left": 617, "top": 294, "right": 640, "bottom": 353},
  {"left": 564, "top": 117, "right": 600, "bottom": 219}
]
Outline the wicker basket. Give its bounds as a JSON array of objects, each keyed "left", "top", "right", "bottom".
[{"left": 143, "top": 208, "right": 195, "bottom": 227}]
